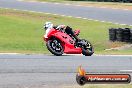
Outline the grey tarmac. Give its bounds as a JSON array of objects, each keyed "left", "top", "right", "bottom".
[
  {"left": 0, "top": 0, "right": 132, "bottom": 87},
  {"left": 0, "top": 0, "right": 132, "bottom": 25},
  {"left": 0, "top": 54, "right": 132, "bottom": 87}
]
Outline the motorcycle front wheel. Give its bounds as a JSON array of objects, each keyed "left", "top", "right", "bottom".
[
  {"left": 81, "top": 40, "right": 94, "bottom": 56},
  {"left": 46, "top": 39, "right": 64, "bottom": 56}
]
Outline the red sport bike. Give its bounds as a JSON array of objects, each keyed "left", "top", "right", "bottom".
[{"left": 43, "top": 28, "right": 94, "bottom": 56}]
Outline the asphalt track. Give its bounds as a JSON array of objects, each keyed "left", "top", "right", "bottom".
[
  {"left": 0, "top": 0, "right": 132, "bottom": 25},
  {"left": 0, "top": 54, "right": 132, "bottom": 87},
  {"left": 0, "top": 0, "right": 132, "bottom": 87}
]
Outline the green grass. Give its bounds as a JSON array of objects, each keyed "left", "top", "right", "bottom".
[{"left": 0, "top": 8, "right": 131, "bottom": 54}]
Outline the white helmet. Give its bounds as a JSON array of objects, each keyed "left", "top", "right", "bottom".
[{"left": 44, "top": 22, "right": 53, "bottom": 30}]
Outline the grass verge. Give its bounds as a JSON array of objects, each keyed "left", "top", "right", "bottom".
[{"left": 0, "top": 8, "right": 131, "bottom": 54}]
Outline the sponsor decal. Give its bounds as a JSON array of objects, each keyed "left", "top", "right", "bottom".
[{"left": 76, "top": 66, "right": 131, "bottom": 86}]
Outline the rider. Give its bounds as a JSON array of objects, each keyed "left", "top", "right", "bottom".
[{"left": 44, "top": 22, "right": 80, "bottom": 42}]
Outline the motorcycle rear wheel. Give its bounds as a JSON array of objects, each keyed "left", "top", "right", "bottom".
[{"left": 46, "top": 39, "right": 64, "bottom": 56}]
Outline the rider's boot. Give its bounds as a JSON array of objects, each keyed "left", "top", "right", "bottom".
[{"left": 73, "top": 34, "right": 81, "bottom": 42}]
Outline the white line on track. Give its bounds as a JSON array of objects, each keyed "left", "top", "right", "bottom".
[
  {"left": 17, "top": 0, "right": 23, "bottom": 1},
  {"left": 115, "top": 23, "right": 120, "bottom": 25},
  {"left": 22, "top": 9, "right": 29, "bottom": 12},
  {"left": 94, "top": 54, "right": 132, "bottom": 57},
  {"left": 17, "top": 0, "right": 132, "bottom": 11},
  {"left": 54, "top": 3, "right": 60, "bottom": 5},
  {"left": 94, "top": 20, "right": 99, "bottom": 22},
  {"left": 120, "top": 70, "right": 132, "bottom": 72},
  {"left": 0, "top": 53, "right": 20, "bottom": 55},
  {"left": 53, "top": 14, "right": 58, "bottom": 16},
  {"left": 120, "top": 24, "right": 127, "bottom": 25},
  {"left": 65, "top": 4, "right": 71, "bottom": 6},
  {"left": 82, "top": 18, "right": 87, "bottom": 20},
  {"left": 0, "top": 7, "right": 132, "bottom": 27},
  {"left": 87, "top": 19, "right": 93, "bottom": 20},
  {"left": 45, "top": 13, "right": 51, "bottom": 14},
  {"left": 101, "top": 21, "right": 105, "bottom": 22},
  {"left": 67, "top": 16, "right": 72, "bottom": 18},
  {"left": 61, "top": 15, "right": 66, "bottom": 17},
  {"left": 76, "top": 17, "right": 82, "bottom": 19},
  {"left": 107, "top": 22, "right": 113, "bottom": 24},
  {"left": 28, "top": 11, "right": 37, "bottom": 13},
  {"left": 0, "top": 53, "right": 131, "bottom": 56},
  {"left": 37, "top": 12, "right": 44, "bottom": 14}
]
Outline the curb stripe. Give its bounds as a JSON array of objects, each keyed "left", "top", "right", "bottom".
[
  {"left": 0, "top": 53, "right": 20, "bottom": 55},
  {"left": 0, "top": 7, "right": 132, "bottom": 26},
  {"left": 120, "top": 70, "right": 132, "bottom": 72},
  {"left": 94, "top": 54, "right": 132, "bottom": 57},
  {"left": 17, "top": 0, "right": 132, "bottom": 11}
]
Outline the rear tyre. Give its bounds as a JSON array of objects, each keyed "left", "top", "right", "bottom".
[{"left": 46, "top": 39, "right": 63, "bottom": 56}]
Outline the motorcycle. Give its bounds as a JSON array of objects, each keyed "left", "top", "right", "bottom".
[{"left": 43, "top": 27, "right": 94, "bottom": 56}]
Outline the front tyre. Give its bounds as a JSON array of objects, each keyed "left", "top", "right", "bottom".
[
  {"left": 46, "top": 39, "right": 64, "bottom": 56},
  {"left": 81, "top": 40, "right": 94, "bottom": 56}
]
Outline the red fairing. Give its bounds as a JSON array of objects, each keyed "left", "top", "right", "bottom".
[
  {"left": 43, "top": 28, "right": 82, "bottom": 54},
  {"left": 43, "top": 28, "right": 57, "bottom": 42}
]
